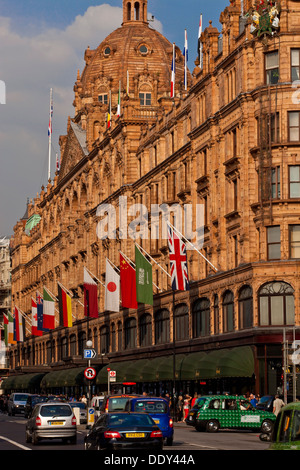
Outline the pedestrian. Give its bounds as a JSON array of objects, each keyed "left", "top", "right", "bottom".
[
  {"left": 191, "top": 393, "right": 198, "bottom": 408},
  {"left": 250, "top": 393, "right": 258, "bottom": 408},
  {"left": 183, "top": 394, "right": 191, "bottom": 421},
  {"left": 273, "top": 395, "right": 285, "bottom": 416},
  {"left": 176, "top": 395, "right": 183, "bottom": 422}
]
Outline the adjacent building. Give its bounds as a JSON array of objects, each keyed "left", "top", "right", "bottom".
[{"left": 5, "top": 0, "right": 300, "bottom": 398}]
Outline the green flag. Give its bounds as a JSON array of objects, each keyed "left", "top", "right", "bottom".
[{"left": 135, "top": 246, "right": 153, "bottom": 305}]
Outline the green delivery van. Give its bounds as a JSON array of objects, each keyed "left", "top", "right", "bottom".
[{"left": 190, "top": 395, "right": 276, "bottom": 433}]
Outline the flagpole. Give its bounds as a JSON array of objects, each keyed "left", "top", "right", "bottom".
[
  {"left": 167, "top": 221, "right": 218, "bottom": 272},
  {"left": 184, "top": 29, "right": 188, "bottom": 91},
  {"left": 199, "top": 14, "right": 203, "bottom": 69},
  {"left": 135, "top": 243, "right": 171, "bottom": 279},
  {"left": 48, "top": 88, "right": 53, "bottom": 182},
  {"left": 57, "top": 281, "right": 84, "bottom": 308}
]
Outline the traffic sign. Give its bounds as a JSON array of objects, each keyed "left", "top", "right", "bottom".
[
  {"left": 84, "top": 367, "right": 97, "bottom": 380},
  {"left": 109, "top": 370, "right": 116, "bottom": 382},
  {"left": 84, "top": 349, "right": 97, "bottom": 359}
]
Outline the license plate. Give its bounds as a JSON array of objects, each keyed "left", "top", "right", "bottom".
[
  {"left": 49, "top": 421, "right": 64, "bottom": 426},
  {"left": 125, "top": 433, "right": 145, "bottom": 438}
]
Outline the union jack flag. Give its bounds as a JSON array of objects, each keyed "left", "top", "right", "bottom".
[{"left": 167, "top": 224, "right": 190, "bottom": 291}]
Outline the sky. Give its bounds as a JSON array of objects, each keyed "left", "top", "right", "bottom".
[{"left": 0, "top": 0, "right": 228, "bottom": 237}]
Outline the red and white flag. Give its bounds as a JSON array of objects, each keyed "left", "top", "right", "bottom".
[
  {"left": 31, "top": 297, "right": 43, "bottom": 336},
  {"left": 84, "top": 267, "right": 98, "bottom": 318},
  {"left": 105, "top": 259, "right": 120, "bottom": 312}
]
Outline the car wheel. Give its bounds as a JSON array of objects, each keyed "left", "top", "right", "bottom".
[
  {"left": 261, "top": 419, "right": 273, "bottom": 434},
  {"left": 206, "top": 419, "right": 220, "bottom": 433},
  {"left": 25, "top": 429, "right": 31, "bottom": 443},
  {"left": 32, "top": 432, "right": 39, "bottom": 445}
]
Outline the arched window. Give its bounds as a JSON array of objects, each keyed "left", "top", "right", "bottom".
[
  {"left": 259, "top": 281, "right": 295, "bottom": 326},
  {"left": 134, "top": 1, "right": 140, "bottom": 20},
  {"left": 238, "top": 285, "right": 253, "bottom": 329},
  {"left": 70, "top": 334, "right": 76, "bottom": 356},
  {"left": 111, "top": 323, "right": 116, "bottom": 352},
  {"left": 175, "top": 303, "right": 189, "bottom": 341},
  {"left": 100, "top": 326, "right": 109, "bottom": 354},
  {"left": 213, "top": 295, "right": 219, "bottom": 334},
  {"left": 117, "top": 321, "right": 122, "bottom": 351},
  {"left": 139, "top": 313, "right": 152, "bottom": 347},
  {"left": 61, "top": 336, "right": 68, "bottom": 359},
  {"left": 222, "top": 290, "right": 234, "bottom": 333},
  {"left": 78, "top": 331, "right": 86, "bottom": 356},
  {"left": 192, "top": 298, "right": 210, "bottom": 337},
  {"left": 127, "top": 2, "right": 131, "bottom": 21},
  {"left": 125, "top": 317, "right": 136, "bottom": 349},
  {"left": 155, "top": 309, "right": 170, "bottom": 344}
]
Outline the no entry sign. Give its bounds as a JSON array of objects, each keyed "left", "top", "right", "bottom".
[{"left": 84, "top": 367, "right": 96, "bottom": 380}]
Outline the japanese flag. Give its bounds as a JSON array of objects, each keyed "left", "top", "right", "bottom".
[{"left": 105, "top": 259, "right": 120, "bottom": 312}]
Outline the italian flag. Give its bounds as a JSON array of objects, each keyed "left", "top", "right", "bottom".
[{"left": 43, "top": 288, "right": 55, "bottom": 329}]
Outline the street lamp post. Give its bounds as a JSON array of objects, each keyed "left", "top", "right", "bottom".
[{"left": 86, "top": 339, "right": 93, "bottom": 408}]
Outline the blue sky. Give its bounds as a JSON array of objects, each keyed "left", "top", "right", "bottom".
[{"left": 0, "top": 0, "right": 228, "bottom": 237}]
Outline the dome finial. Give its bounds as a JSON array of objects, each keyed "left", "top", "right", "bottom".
[{"left": 122, "top": 0, "right": 148, "bottom": 25}]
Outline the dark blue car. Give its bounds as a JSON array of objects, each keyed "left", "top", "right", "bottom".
[{"left": 126, "top": 397, "right": 174, "bottom": 446}]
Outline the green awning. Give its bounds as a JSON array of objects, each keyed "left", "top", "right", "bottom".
[
  {"left": 25, "top": 213, "right": 41, "bottom": 235},
  {"left": 40, "top": 368, "right": 86, "bottom": 388},
  {"left": 217, "top": 346, "right": 255, "bottom": 378},
  {"left": 1, "top": 373, "right": 45, "bottom": 390},
  {"left": 96, "top": 362, "right": 135, "bottom": 385},
  {"left": 180, "top": 352, "right": 207, "bottom": 380},
  {"left": 155, "top": 355, "right": 186, "bottom": 381}
]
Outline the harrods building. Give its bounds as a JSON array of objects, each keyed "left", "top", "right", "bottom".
[{"left": 4, "top": 0, "right": 300, "bottom": 397}]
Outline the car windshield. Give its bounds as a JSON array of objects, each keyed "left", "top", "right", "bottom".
[
  {"left": 40, "top": 405, "right": 72, "bottom": 417},
  {"left": 258, "top": 396, "right": 272, "bottom": 404},
  {"left": 108, "top": 414, "right": 154, "bottom": 427},
  {"left": 108, "top": 398, "right": 130, "bottom": 411},
  {"left": 14, "top": 394, "right": 29, "bottom": 401},
  {"left": 69, "top": 402, "right": 86, "bottom": 409},
  {"left": 32, "top": 396, "right": 47, "bottom": 405},
  {"left": 134, "top": 401, "right": 168, "bottom": 414}
]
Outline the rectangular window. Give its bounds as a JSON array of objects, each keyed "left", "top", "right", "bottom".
[
  {"left": 265, "top": 51, "right": 279, "bottom": 85},
  {"left": 267, "top": 226, "right": 281, "bottom": 260},
  {"left": 139, "top": 92, "right": 151, "bottom": 106},
  {"left": 289, "top": 165, "right": 300, "bottom": 198},
  {"left": 291, "top": 49, "right": 300, "bottom": 81},
  {"left": 98, "top": 94, "right": 108, "bottom": 104},
  {"left": 289, "top": 225, "right": 300, "bottom": 258},
  {"left": 271, "top": 166, "right": 281, "bottom": 199},
  {"left": 288, "top": 112, "right": 300, "bottom": 142}
]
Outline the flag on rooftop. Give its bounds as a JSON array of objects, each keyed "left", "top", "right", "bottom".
[
  {"left": 171, "top": 43, "right": 176, "bottom": 98},
  {"left": 183, "top": 29, "right": 188, "bottom": 90}
]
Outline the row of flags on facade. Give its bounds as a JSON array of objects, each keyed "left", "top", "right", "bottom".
[{"left": 3, "top": 224, "right": 194, "bottom": 346}]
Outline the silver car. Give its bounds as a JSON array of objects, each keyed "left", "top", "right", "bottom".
[{"left": 25, "top": 402, "right": 77, "bottom": 445}]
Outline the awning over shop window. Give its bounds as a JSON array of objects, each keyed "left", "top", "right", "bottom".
[
  {"left": 1, "top": 373, "right": 45, "bottom": 390},
  {"left": 96, "top": 347, "right": 255, "bottom": 384},
  {"left": 40, "top": 367, "right": 86, "bottom": 388}
]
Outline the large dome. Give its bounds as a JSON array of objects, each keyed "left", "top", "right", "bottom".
[{"left": 73, "top": 0, "right": 188, "bottom": 116}]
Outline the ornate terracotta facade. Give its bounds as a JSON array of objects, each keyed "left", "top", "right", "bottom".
[{"left": 8, "top": 0, "right": 300, "bottom": 395}]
